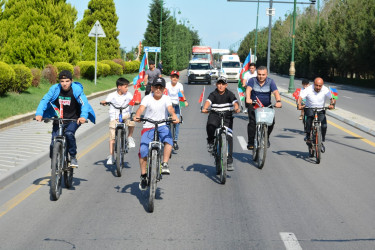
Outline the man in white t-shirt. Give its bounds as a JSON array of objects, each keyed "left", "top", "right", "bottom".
[
  {"left": 242, "top": 63, "right": 257, "bottom": 88},
  {"left": 165, "top": 70, "right": 188, "bottom": 150},
  {"left": 133, "top": 77, "right": 179, "bottom": 190},
  {"left": 298, "top": 77, "right": 336, "bottom": 151},
  {"left": 100, "top": 78, "right": 137, "bottom": 165}
]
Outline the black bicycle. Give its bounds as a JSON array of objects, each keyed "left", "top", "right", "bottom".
[
  {"left": 136, "top": 116, "right": 175, "bottom": 213},
  {"left": 36, "top": 118, "right": 86, "bottom": 200},
  {"left": 304, "top": 107, "right": 329, "bottom": 164},
  {"left": 169, "top": 113, "right": 183, "bottom": 151},
  {"left": 101, "top": 102, "right": 130, "bottom": 177},
  {"left": 252, "top": 105, "right": 275, "bottom": 169}
]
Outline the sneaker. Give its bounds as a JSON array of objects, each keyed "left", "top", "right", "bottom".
[
  {"left": 128, "top": 137, "right": 135, "bottom": 148},
  {"left": 299, "top": 115, "right": 303, "bottom": 120},
  {"left": 139, "top": 175, "right": 147, "bottom": 191},
  {"left": 161, "top": 162, "right": 170, "bottom": 175},
  {"left": 321, "top": 143, "right": 325, "bottom": 153},
  {"left": 106, "top": 155, "right": 114, "bottom": 165},
  {"left": 207, "top": 143, "right": 214, "bottom": 153},
  {"left": 247, "top": 143, "right": 254, "bottom": 150},
  {"left": 70, "top": 156, "right": 78, "bottom": 168},
  {"left": 173, "top": 141, "right": 179, "bottom": 150},
  {"left": 304, "top": 134, "right": 310, "bottom": 142},
  {"left": 227, "top": 163, "right": 234, "bottom": 171}
]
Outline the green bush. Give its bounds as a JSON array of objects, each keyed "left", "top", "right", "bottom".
[
  {"left": 96, "top": 62, "right": 104, "bottom": 78},
  {"left": 100, "top": 63, "right": 111, "bottom": 77},
  {"left": 11, "top": 64, "right": 33, "bottom": 93},
  {"left": 77, "top": 61, "right": 95, "bottom": 80},
  {"left": 0, "top": 62, "right": 16, "bottom": 95},
  {"left": 101, "top": 60, "right": 123, "bottom": 75},
  {"left": 54, "top": 62, "right": 74, "bottom": 76},
  {"left": 42, "top": 64, "right": 58, "bottom": 84},
  {"left": 124, "top": 61, "right": 140, "bottom": 74},
  {"left": 30, "top": 68, "right": 42, "bottom": 87}
]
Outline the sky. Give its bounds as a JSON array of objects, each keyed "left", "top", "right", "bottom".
[{"left": 67, "top": 0, "right": 315, "bottom": 52}]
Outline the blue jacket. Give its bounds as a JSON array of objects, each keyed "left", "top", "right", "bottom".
[{"left": 35, "top": 82, "right": 96, "bottom": 123}]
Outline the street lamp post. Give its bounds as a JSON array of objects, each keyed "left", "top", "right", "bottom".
[
  {"left": 254, "top": 0, "right": 260, "bottom": 63},
  {"left": 288, "top": 0, "right": 297, "bottom": 93},
  {"left": 266, "top": 0, "right": 273, "bottom": 73},
  {"left": 160, "top": 0, "right": 163, "bottom": 62}
]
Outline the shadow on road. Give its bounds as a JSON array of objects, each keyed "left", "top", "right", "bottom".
[
  {"left": 93, "top": 159, "right": 130, "bottom": 177},
  {"left": 184, "top": 163, "right": 225, "bottom": 184},
  {"left": 232, "top": 152, "right": 261, "bottom": 169}
]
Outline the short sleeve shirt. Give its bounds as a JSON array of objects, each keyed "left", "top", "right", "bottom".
[
  {"left": 54, "top": 88, "right": 80, "bottom": 120},
  {"left": 207, "top": 89, "right": 238, "bottom": 111},
  {"left": 243, "top": 71, "right": 257, "bottom": 82},
  {"left": 246, "top": 77, "right": 278, "bottom": 106},
  {"left": 166, "top": 81, "right": 184, "bottom": 105},
  {"left": 105, "top": 91, "right": 133, "bottom": 121},
  {"left": 141, "top": 94, "right": 172, "bottom": 128},
  {"left": 146, "top": 69, "right": 161, "bottom": 84},
  {"left": 299, "top": 85, "right": 331, "bottom": 109}
]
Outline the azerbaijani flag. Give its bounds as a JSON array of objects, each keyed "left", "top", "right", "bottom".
[
  {"left": 238, "top": 51, "right": 252, "bottom": 91},
  {"left": 178, "top": 91, "right": 186, "bottom": 107},
  {"left": 50, "top": 102, "right": 61, "bottom": 118},
  {"left": 237, "top": 88, "right": 245, "bottom": 102},
  {"left": 129, "top": 90, "right": 141, "bottom": 106},
  {"left": 198, "top": 86, "right": 205, "bottom": 103},
  {"left": 133, "top": 54, "right": 148, "bottom": 91},
  {"left": 329, "top": 87, "right": 338, "bottom": 100},
  {"left": 293, "top": 88, "right": 301, "bottom": 100}
]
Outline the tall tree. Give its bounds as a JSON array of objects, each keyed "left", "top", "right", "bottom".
[
  {"left": 0, "top": 0, "right": 79, "bottom": 68},
  {"left": 75, "top": 0, "right": 121, "bottom": 61}
]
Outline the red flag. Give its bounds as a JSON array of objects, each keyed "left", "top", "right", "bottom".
[
  {"left": 133, "top": 54, "right": 148, "bottom": 90},
  {"left": 163, "top": 88, "right": 168, "bottom": 95},
  {"left": 253, "top": 96, "right": 264, "bottom": 109},
  {"left": 292, "top": 88, "right": 301, "bottom": 100},
  {"left": 198, "top": 86, "right": 205, "bottom": 103},
  {"left": 129, "top": 90, "right": 142, "bottom": 106}
]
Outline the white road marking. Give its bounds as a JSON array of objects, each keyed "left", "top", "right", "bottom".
[
  {"left": 237, "top": 136, "right": 248, "bottom": 150},
  {"left": 280, "top": 232, "right": 303, "bottom": 250},
  {"left": 343, "top": 96, "right": 352, "bottom": 99}
]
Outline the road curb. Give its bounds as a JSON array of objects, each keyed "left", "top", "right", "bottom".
[{"left": 279, "top": 91, "right": 375, "bottom": 137}]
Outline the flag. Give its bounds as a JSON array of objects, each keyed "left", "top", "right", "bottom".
[
  {"left": 238, "top": 51, "right": 252, "bottom": 91},
  {"left": 329, "top": 87, "right": 338, "bottom": 100},
  {"left": 237, "top": 88, "right": 245, "bottom": 102},
  {"left": 253, "top": 96, "right": 264, "bottom": 109},
  {"left": 129, "top": 90, "right": 141, "bottom": 106},
  {"left": 163, "top": 88, "right": 168, "bottom": 96},
  {"left": 198, "top": 86, "right": 205, "bottom": 103},
  {"left": 50, "top": 102, "right": 61, "bottom": 118},
  {"left": 292, "top": 88, "right": 301, "bottom": 100},
  {"left": 133, "top": 54, "right": 148, "bottom": 90},
  {"left": 178, "top": 91, "right": 186, "bottom": 107}
]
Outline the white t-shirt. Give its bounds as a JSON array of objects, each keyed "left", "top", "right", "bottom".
[
  {"left": 299, "top": 85, "right": 331, "bottom": 109},
  {"left": 166, "top": 81, "right": 184, "bottom": 105},
  {"left": 105, "top": 91, "right": 133, "bottom": 121},
  {"left": 141, "top": 94, "right": 172, "bottom": 128},
  {"left": 244, "top": 71, "right": 257, "bottom": 82}
]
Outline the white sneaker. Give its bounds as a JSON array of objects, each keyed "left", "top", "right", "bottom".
[
  {"left": 106, "top": 155, "right": 114, "bottom": 165},
  {"left": 128, "top": 137, "right": 135, "bottom": 148}
]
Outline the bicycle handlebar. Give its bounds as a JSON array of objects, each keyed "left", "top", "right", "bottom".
[
  {"left": 100, "top": 102, "right": 130, "bottom": 110},
  {"left": 33, "top": 117, "right": 88, "bottom": 123},
  {"left": 136, "top": 117, "right": 175, "bottom": 124}
]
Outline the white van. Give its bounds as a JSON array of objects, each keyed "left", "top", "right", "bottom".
[
  {"left": 220, "top": 55, "right": 241, "bottom": 82},
  {"left": 187, "top": 59, "right": 212, "bottom": 85}
]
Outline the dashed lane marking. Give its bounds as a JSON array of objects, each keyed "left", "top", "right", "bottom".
[
  {"left": 280, "top": 232, "right": 303, "bottom": 250},
  {"left": 237, "top": 136, "right": 248, "bottom": 151}
]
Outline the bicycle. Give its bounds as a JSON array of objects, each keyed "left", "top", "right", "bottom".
[
  {"left": 100, "top": 102, "right": 130, "bottom": 177},
  {"left": 169, "top": 112, "right": 183, "bottom": 151},
  {"left": 206, "top": 109, "right": 235, "bottom": 184},
  {"left": 135, "top": 116, "right": 175, "bottom": 213},
  {"left": 304, "top": 107, "right": 329, "bottom": 164},
  {"left": 35, "top": 118, "right": 86, "bottom": 200},
  {"left": 252, "top": 104, "right": 275, "bottom": 169}
]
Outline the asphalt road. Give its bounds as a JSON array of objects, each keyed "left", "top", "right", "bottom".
[{"left": 0, "top": 73, "right": 375, "bottom": 250}]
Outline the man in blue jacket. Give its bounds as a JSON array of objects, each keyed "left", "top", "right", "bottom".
[{"left": 35, "top": 70, "right": 96, "bottom": 167}]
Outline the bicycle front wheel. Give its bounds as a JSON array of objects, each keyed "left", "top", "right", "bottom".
[
  {"left": 257, "top": 125, "right": 268, "bottom": 169},
  {"left": 115, "top": 129, "right": 123, "bottom": 177},
  {"left": 51, "top": 141, "right": 63, "bottom": 200},
  {"left": 315, "top": 126, "right": 322, "bottom": 164},
  {"left": 219, "top": 133, "right": 227, "bottom": 184},
  {"left": 148, "top": 149, "right": 158, "bottom": 213}
]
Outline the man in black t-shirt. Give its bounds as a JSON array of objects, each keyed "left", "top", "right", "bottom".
[{"left": 202, "top": 76, "right": 240, "bottom": 171}]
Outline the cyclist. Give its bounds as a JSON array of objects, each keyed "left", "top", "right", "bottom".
[
  {"left": 202, "top": 76, "right": 240, "bottom": 171},
  {"left": 241, "top": 63, "right": 257, "bottom": 88},
  {"left": 100, "top": 78, "right": 138, "bottom": 165},
  {"left": 298, "top": 77, "right": 336, "bottom": 152},
  {"left": 35, "top": 70, "right": 96, "bottom": 167},
  {"left": 165, "top": 70, "right": 188, "bottom": 150},
  {"left": 298, "top": 79, "right": 310, "bottom": 120},
  {"left": 144, "top": 60, "right": 162, "bottom": 96},
  {"left": 245, "top": 66, "right": 282, "bottom": 150},
  {"left": 133, "top": 77, "right": 179, "bottom": 190}
]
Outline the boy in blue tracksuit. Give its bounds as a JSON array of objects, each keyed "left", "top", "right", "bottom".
[{"left": 35, "top": 70, "right": 96, "bottom": 167}]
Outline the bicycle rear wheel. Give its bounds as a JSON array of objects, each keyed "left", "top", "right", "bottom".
[
  {"left": 252, "top": 126, "right": 259, "bottom": 161},
  {"left": 64, "top": 168, "right": 73, "bottom": 189},
  {"left": 315, "top": 126, "right": 322, "bottom": 164},
  {"left": 115, "top": 129, "right": 123, "bottom": 177},
  {"left": 257, "top": 125, "right": 268, "bottom": 169},
  {"left": 219, "top": 133, "right": 227, "bottom": 184},
  {"left": 51, "top": 141, "right": 63, "bottom": 200},
  {"left": 148, "top": 149, "right": 158, "bottom": 213}
]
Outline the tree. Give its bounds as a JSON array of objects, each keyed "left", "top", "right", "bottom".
[{"left": 75, "top": 0, "right": 121, "bottom": 61}]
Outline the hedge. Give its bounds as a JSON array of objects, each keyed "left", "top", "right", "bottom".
[
  {"left": 54, "top": 62, "right": 74, "bottom": 76},
  {"left": 101, "top": 60, "right": 123, "bottom": 75},
  {"left": 124, "top": 61, "right": 140, "bottom": 74},
  {"left": 0, "top": 62, "right": 16, "bottom": 95},
  {"left": 100, "top": 63, "right": 111, "bottom": 77},
  {"left": 11, "top": 64, "right": 33, "bottom": 93}
]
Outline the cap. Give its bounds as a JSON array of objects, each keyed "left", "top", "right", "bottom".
[
  {"left": 58, "top": 70, "right": 73, "bottom": 80},
  {"left": 170, "top": 70, "right": 179, "bottom": 76},
  {"left": 149, "top": 60, "right": 155, "bottom": 65},
  {"left": 216, "top": 76, "right": 227, "bottom": 84},
  {"left": 152, "top": 77, "right": 166, "bottom": 87}
]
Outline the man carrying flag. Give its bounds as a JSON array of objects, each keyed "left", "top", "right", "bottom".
[
  {"left": 245, "top": 66, "right": 282, "bottom": 150},
  {"left": 133, "top": 53, "right": 148, "bottom": 90},
  {"left": 144, "top": 60, "right": 161, "bottom": 95},
  {"left": 242, "top": 63, "right": 257, "bottom": 88}
]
